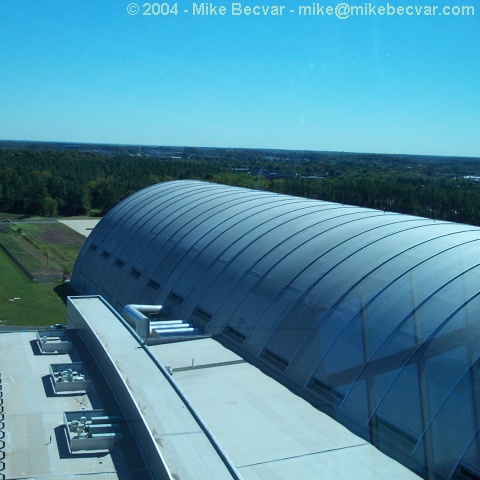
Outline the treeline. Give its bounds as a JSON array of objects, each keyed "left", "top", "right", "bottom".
[
  {"left": 215, "top": 165, "right": 480, "bottom": 225},
  {"left": 2, "top": 147, "right": 480, "bottom": 226},
  {"left": 279, "top": 172, "right": 480, "bottom": 225},
  {"left": 0, "top": 148, "right": 229, "bottom": 216}
]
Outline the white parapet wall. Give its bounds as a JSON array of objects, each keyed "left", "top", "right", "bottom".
[{"left": 67, "top": 295, "right": 241, "bottom": 480}]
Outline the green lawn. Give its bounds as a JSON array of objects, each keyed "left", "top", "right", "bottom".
[
  {"left": 0, "top": 237, "right": 78, "bottom": 327},
  {"left": 0, "top": 222, "right": 85, "bottom": 275}
]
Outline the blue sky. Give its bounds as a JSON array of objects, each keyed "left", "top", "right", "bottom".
[{"left": 1, "top": 0, "right": 479, "bottom": 156}]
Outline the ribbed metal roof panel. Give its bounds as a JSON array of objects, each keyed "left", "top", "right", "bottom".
[{"left": 71, "top": 180, "right": 480, "bottom": 479}]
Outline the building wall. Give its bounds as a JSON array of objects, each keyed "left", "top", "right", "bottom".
[
  {"left": 72, "top": 180, "right": 480, "bottom": 480},
  {"left": 67, "top": 298, "right": 172, "bottom": 480}
]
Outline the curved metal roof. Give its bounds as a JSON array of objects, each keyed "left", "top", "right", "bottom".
[{"left": 72, "top": 180, "right": 480, "bottom": 480}]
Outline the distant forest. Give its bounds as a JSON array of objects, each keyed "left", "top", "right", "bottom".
[{"left": 2, "top": 145, "right": 480, "bottom": 226}]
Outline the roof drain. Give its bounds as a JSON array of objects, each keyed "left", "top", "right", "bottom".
[{"left": 122, "top": 304, "right": 163, "bottom": 340}]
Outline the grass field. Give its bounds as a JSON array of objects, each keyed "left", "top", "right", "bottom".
[
  {"left": 0, "top": 221, "right": 84, "bottom": 326},
  {"left": 0, "top": 222, "right": 85, "bottom": 276},
  {"left": 0, "top": 248, "right": 77, "bottom": 326}
]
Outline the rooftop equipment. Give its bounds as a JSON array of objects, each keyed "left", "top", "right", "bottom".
[
  {"left": 36, "top": 330, "right": 72, "bottom": 354},
  {"left": 122, "top": 305, "right": 202, "bottom": 340},
  {"left": 50, "top": 363, "right": 91, "bottom": 393},
  {"left": 64, "top": 409, "right": 123, "bottom": 452}
]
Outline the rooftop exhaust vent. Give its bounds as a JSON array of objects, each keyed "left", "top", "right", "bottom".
[{"left": 122, "top": 304, "right": 163, "bottom": 339}]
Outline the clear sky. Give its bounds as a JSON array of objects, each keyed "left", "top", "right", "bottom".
[{"left": 1, "top": 0, "right": 479, "bottom": 156}]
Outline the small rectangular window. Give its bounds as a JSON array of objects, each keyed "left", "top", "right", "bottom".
[
  {"left": 374, "top": 414, "right": 418, "bottom": 452},
  {"left": 147, "top": 279, "right": 161, "bottom": 289},
  {"left": 130, "top": 267, "right": 141, "bottom": 278},
  {"left": 263, "top": 348, "right": 289, "bottom": 371},
  {"left": 309, "top": 377, "right": 345, "bottom": 402},
  {"left": 89, "top": 244, "right": 98, "bottom": 251},
  {"left": 195, "top": 307, "right": 212, "bottom": 322},
  {"left": 225, "top": 326, "right": 247, "bottom": 342},
  {"left": 114, "top": 258, "right": 125, "bottom": 268},
  {"left": 192, "top": 307, "right": 212, "bottom": 327},
  {"left": 101, "top": 250, "right": 110, "bottom": 259},
  {"left": 169, "top": 291, "right": 184, "bottom": 304}
]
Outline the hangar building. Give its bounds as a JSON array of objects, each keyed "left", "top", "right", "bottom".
[{"left": 71, "top": 180, "right": 480, "bottom": 480}]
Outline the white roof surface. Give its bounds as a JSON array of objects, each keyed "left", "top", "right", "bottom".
[
  {"left": 0, "top": 331, "right": 146, "bottom": 479},
  {"left": 150, "top": 338, "right": 421, "bottom": 480}
]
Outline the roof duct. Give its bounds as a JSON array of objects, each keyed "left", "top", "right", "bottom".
[{"left": 122, "top": 304, "right": 163, "bottom": 339}]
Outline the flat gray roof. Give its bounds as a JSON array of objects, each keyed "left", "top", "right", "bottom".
[
  {"left": 150, "top": 338, "right": 421, "bottom": 480},
  {"left": 0, "top": 331, "right": 148, "bottom": 479}
]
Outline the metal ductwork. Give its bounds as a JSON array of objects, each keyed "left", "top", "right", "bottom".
[
  {"left": 122, "top": 304, "right": 163, "bottom": 339},
  {"left": 122, "top": 304, "right": 202, "bottom": 340}
]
